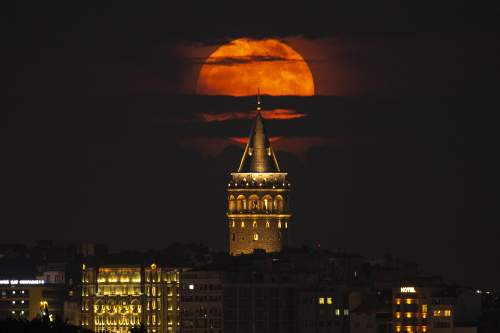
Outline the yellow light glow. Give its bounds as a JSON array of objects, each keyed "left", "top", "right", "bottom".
[
  {"left": 406, "top": 299, "right": 412, "bottom": 304},
  {"left": 396, "top": 313, "right": 401, "bottom": 318},
  {"left": 151, "top": 263, "right": 157, "bottom": 270},
  {"left": 396, "top": 299, "right": 401, "bottom": 305},
  {"left": 406, "top": 313, "right": 411, "bottom": 318},
  {"left": 396, "top": 327, "right": 401, "bottom": 332}
]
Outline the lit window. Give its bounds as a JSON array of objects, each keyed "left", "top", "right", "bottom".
[
  {"left": 254, "top": 233, "right": 258, "bottom": 241},
  {"left": 344, "top": 309, "right": 349, "bottom": 315},
  {"left": 189, "top": 285, "right": 194, "bottom": 290},
  {"left": 241, "top": 222, "right": 245, "bottom": 227},
  {"left": 285, "top": 221, "right": 287, "bottom": 228},
  {"left": 232, "top": 221, "right": 235, "bottom": 227},
  {"left": 319, "top": 298, "right": 324, "bottom": 304},
  {"left": 433, "top": 310, "right": 451, "bottom": 316},
  {"left": 253, "top": 221, "right": 257, "bottom": 227},
  {"left": 422, "top": 304, "right": 427, "bottom": 313},
  {"left": 266, "top": 221, "right": 269, "bottom": 228},
  {"left": 335, "top": 309, "right": 340, "bottom": 315},
  {"left": 327, "top": 298, "right": 332, "bottom": 304}
]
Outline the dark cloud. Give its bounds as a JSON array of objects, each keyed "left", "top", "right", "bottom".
[{"left": 204, "top": 55, "right": 297, "bottom": 66}]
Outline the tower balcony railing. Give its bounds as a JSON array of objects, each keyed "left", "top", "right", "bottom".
[{"left": 228, "top": 180, "right": 291, "bottom": 189}]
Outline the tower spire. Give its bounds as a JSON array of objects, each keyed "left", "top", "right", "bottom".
[
  {"left": 257, "top": 87, "right": 261, "bottom": 112},
  {"left": 237, "top": 90, "right": 280, "bottom": 173}
]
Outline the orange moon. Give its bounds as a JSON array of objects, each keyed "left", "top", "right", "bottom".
[{"left": 197, "top": 38, "right": 314, "bottom": 96}]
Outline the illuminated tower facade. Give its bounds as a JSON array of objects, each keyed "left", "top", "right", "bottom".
[{"left": 227, "top": 96, "right": 291, "bottom": 255}]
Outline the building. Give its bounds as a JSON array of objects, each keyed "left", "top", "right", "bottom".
[
  {"left": 350, "top": 305, "right": 392, "bottom": 333},
  {"left": 81, "top": 252, "right": 187, "bottom": 333},
  {"left": 179, "top": 267, "right": 222, "bottom": 332},
  {"left": 297, "top": 287, "right": 362, "bottom": 333},
  {"left": 227, "top": 95, "right": 291, "bottom": 255},
  {"left": 392, "top": 285, "right": 482, "bottom": 333},
  {"left": 0, "top": 278, "right": 66, "bottom": 321}
]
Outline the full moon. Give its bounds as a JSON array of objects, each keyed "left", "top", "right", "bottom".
[{"left": 197, "top": 38, "right": 314, "bottom": 96}]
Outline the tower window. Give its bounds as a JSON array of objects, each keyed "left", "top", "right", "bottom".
[
  {"left": 278, "top": 221, "right": 281, "bottom": 228},
  {"left": 266, "top": 221, "right": 269, "bottom": 228},
  {"left": 232, "top": 221, "right": 235, "bottom": 228},
  {"left": 233, "top": 233, "right": 235, "bottom": 241},
  {"left": 285, "top": 221, "right": 288, "bottom": 228},
  {"left": 241, "top": 221, "right": 245, "bottom": 227},
  {"left": 254, "top": 233, "right": 258, "bottom": 241},
  {"left": 253, "top": 221, "right": 257, "bottom": 227}
]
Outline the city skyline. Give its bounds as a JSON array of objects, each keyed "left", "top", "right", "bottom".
[{"left": 2, "top": 2, "right": 498, "bottom": 291}]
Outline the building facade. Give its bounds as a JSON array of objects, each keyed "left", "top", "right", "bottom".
[
  {"left": 393, "top": 285, "right": 482, "bottom": 333},
  {"left": 179, "top": 269, "right": 222, "bottom": 333},
  {"left": 227, "top": 98, "right": 291, "bottom": 255},
  {"left": 0, "top": 278, "right": 66, "bottom": 321},
  {"left": 81, "top": 260, "right": 182, "bottom": 333}
]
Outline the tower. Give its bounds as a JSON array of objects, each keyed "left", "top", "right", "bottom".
[{"left": 227, "top": 94, "right": 291, "bottom": 255}]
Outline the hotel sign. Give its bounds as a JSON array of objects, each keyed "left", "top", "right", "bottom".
[
  {"left": 0, "top": 280, "right": 45, "bottom": 285},
  {"left": 401, "top": 287, "right": 416, "bottom": 293}
]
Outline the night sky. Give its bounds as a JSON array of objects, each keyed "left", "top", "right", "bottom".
[{"left": 2, "top": 2, "right": 499, "bottom": 290}]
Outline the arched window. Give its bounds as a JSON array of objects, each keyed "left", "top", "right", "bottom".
[
  {"left": 285, "top": 221, "right": 288, "bottom": 228},
  {"left": 266, "top": 221, "right": 270, "bottom": 228},
  {"left": 278, "top": 231, "right": 281, "bottom": 240},
  {"left": 262, "top": 195, "right": 272, "bottom": 211},
  {"left": 275, "top": 195, "right": 284, "bottom": 212},
  {"left": 232, "top": 233, "right": 235, "bottom": 241},
  {"left": 253, "top": 221, "right": 257, "bottom": 227},
  {"left": 232, "top": 221, "right": 235, "bottom": 227},
  {"left": 278, "top": 221, "right": 281, "bottom": 228},
  {"left": 241, "top": 221, "right": 245, "bottom": 227},
  {"left": 249, "top": 195, "right": 259, "bottom": 211},
  {"left": 254, "top": 233, "right": 258, "bottom": 241},
  {"left": 229, "top": 195, "right": 236, "bottom": 212}
]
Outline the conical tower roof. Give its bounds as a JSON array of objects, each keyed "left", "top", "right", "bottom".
[{"left": 237, "top": 111, "right": 280, "bottom": 173}]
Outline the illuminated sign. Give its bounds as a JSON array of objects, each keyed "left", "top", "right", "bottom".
[
  {"left": 401, "top": 287, "right": 416, "bottom": 293},
  {"left": 0, "top": 280, "right": 45, "bottom": 285}
]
